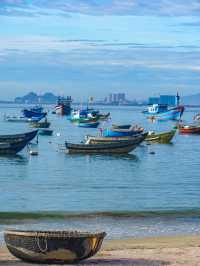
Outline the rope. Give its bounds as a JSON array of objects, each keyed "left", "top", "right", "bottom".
[{"left": 36, "top": 236, "right": 48, "bottom": 253}]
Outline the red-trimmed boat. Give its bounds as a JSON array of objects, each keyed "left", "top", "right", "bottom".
[{"left": 179, "top": 124, "right": 200, "bottom": 134}]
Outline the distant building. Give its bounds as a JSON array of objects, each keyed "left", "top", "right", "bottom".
[
  {"left": 148, "top": 95, "right": 178, "bottom": 106},
  {"left": 148, "top": 97, "right": 159, "bottom": 105},
  {"left": 107, "top": 93, "right": 127, "bottom": 104}
]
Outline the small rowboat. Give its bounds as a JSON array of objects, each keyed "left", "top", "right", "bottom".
[
  {"left": 103, "top": 125, "right": 144, "bottom": 137},
  {"left": 78, "top": 121, "right": 100, "bottom": 128},
  {"left": 99, "top": 112, "right": 110, "bottom": 121},
  {"left": 30, "top": 120, "right": 51, "bottom": 128},
  {"left": 112, "top": 124, "right": 131, "bottom": 130},
  {"left": 66, "top": 134, "right": 146, "bottom": 154},
  {"left": 39, "top": 129, "right": 53, "bottom": 136},
  {"left": 4, "top": 229, "right": 106, "bottom": 264},
  {"left": 4, "top": 116, "right": 30, "bottom": 123},
  {"left": 71, "top": 117, "right": 99, "bottom": 123},
  {"left": 179, "top": 124, "right": 200, "bottom": 134},
  {"left": 0, "top": 130, "right": 38, "bottom": 155},
  {"left": 145, "top": 130, "right": 176, "bottom": 144}
]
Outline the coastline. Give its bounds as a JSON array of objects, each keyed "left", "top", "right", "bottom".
[{"left": 1, "top": 235, "right": 200, "bottom": 265}]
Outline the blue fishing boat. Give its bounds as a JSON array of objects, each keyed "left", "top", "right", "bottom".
[
  {"left": 23, "top": 109, "right": 47, "bottom": 119},
  {"left": 78, "top": 121, "right": 100, "bottom": 128},
  {"left": 70, "top": 107, "right": 109, "bottom": 123},
  {"left": 103, "top": 125, "right": 144, "bottom": 137},
  {"left": 143, "top": 104, "right": 184, "bottom": 120},
  {"left": 143, "top": 94, "right": 184, "bottom": 120}
]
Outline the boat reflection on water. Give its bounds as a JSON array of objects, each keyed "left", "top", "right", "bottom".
[
  {"left": 67, "top": 152, "right": 139, "bottom": 162},
  {"left": 0, "top": 154, "right": 29, "bottom": 167}
]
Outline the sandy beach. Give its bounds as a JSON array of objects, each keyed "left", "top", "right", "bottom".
[{"left": 1, "top": 235, "right": 200, "bottom": 265}]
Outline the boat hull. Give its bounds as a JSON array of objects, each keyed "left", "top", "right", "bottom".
[
  {"left": 66, "top": 134, "right": 146, "bottom": 154},
  {"left": 103, "top": 128, "right": 143, "bottom": 137},
  {"left": 30, "top": 121, "right": 50, "bottom": 128},
  {"left": 179, "top": 126, "right": 200, "bottom": 134},
  {"left": 39, "top": 129, "right": 53, "bottom": 136},
  {"left": 145, "top": 130, "right": 176, "bottom": 143},
  {"left": 70, "top": 117, "right": 99, "bottom": 123},
  {"left": 78, "top": 122, "right": 100, "bottom": 128},
  {"left": 144, "top": 107, "right": 184, "bottom": 120},
  {"left": 0, "top": 130, "right": 38, "bottom": 155},
  {"left": 23, "top": 110, "right": 47, "bottom": 119},
  {"left": 86, "top": 133, "right": 147, "bottom": 145},
  {"left": 55, "top": 105, "right": 71, "bottom": 116},
  {"left": 4, "top": 230, "right": 106, "bottom": 264}
]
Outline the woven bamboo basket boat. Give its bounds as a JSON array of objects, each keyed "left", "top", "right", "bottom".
[{"left": 4, "top": 230, "right": 106, "bottom": 264}]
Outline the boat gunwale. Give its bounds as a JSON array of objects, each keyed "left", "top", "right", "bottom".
[{"left": 5, "top": 229, "right": 106, "bottom": 238}]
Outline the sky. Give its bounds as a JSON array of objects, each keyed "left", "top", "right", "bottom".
[{"left": 0, "top": 0, "right": 200, "bottom": 100}]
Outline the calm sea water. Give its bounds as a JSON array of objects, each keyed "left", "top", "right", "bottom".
[{"left": 1, "top": 104, "right": 200, "bottom": 241}]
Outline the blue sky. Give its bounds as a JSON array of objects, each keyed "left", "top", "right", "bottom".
[{"left": 0, "top": 0, "right": 200, "bottom": 100}]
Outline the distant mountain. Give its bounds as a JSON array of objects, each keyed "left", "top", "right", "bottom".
[
  {"left": 15, "top": 92, "right": 58, "bottom": 104},
  {"left": 182, "top": 93, "right": 200, "bottom": 106}
]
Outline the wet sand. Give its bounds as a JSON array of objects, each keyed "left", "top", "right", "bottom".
[{"left": 1, "top": 235, "right": 200, "bottom": 265}]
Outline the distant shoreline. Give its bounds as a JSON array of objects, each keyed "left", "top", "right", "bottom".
[{"left": 0, "top": 102, "right": 200, "bottom": 108}]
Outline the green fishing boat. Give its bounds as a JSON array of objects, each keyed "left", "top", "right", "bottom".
[{"left": 145, "top": 129, "right": 176, "bottom": 144}]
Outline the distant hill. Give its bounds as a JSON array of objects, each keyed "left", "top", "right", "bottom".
[
  {"left": 15, "top": 92, "right": 58, "bottom": 104},
  {"left": 182, "top": 94, "right": 200, "bottom": 106}
]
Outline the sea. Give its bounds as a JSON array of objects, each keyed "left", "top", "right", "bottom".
[{"left": 1, "top": 104, "right": 200, "bottom": 243}]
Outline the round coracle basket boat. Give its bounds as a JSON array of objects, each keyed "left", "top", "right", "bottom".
[{"left": 4, "top": 230, "right": 106, "bottom": 264}]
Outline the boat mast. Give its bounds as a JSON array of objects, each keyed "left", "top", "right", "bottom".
[{"left": 176, "top": 91, "right": 180, "bottom": 106}]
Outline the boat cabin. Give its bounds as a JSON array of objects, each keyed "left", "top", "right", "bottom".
[{"left": 147, "top": 104, "right": 168, "bottom": 114}]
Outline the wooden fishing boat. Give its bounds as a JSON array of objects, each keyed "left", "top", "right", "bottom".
[
  {"left": 30, "top": 119, "right": 51, "bottom": 128},
  {"left": 85, "top": 133, "right": 147, "bottom": 145},
  {"left": 4, "top": 229, "right": 106, "bottom": 264},
  {"left": 145, "top": 130, "right": 176, "bottom": 143},
  {"left": 66, "top": 135, "right": 146, "bottom": 154},
  {"left": 179, "top": 124, "right": 200, "bottom": 134},
  {"left": 38, "top": 129, "right": 53, "bottom": 136},
  {"left": 0, "top": 130, "right": 38, "bottom": 155}
]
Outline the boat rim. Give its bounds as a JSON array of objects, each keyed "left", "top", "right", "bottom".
[{"left": 4, "top": 229, "right": 106, "bottom": 238}]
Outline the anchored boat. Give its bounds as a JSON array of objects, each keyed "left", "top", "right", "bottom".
[
  {"left": 0, "top": 130, "right": 38, "bottom": 155},
  {"left": 143, "top": 94, "right": 184, "bottom": 120},
  {"left": 30, "top": 119, "right": 51, "bottom": 128},
  {"left": 179, "top": 124, "right": 200, "bottom": 134},
  {"left": 78, "top": 121, "right": 100, "bottom": 128},
  {"left": 143, "top": 104, "right": 184, "bottom": 120},
  {"left": 66, "top": 134, "right": 146, "bottom": 154},
  {"left": 85, "top": 133, "right": 147, "bottom": 145},
  {"left": 38, "top": 129, "right": 53, "bottom": 136},
  {"left": 23, "top": 106, "right": 47, "bottom": 119},
  {"left": 55, "top": 96, "right": 72, "bottom": 115},
  {"left": 145, "top": 130, "right": 176, "bottom": 143},
  {"left": 103, "top": 125, "right": 144, "bottom": 137}
]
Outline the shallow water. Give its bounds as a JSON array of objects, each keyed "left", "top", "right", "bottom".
[{"left": 1, "top": 104, "right": 200, "bottom": 241}]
